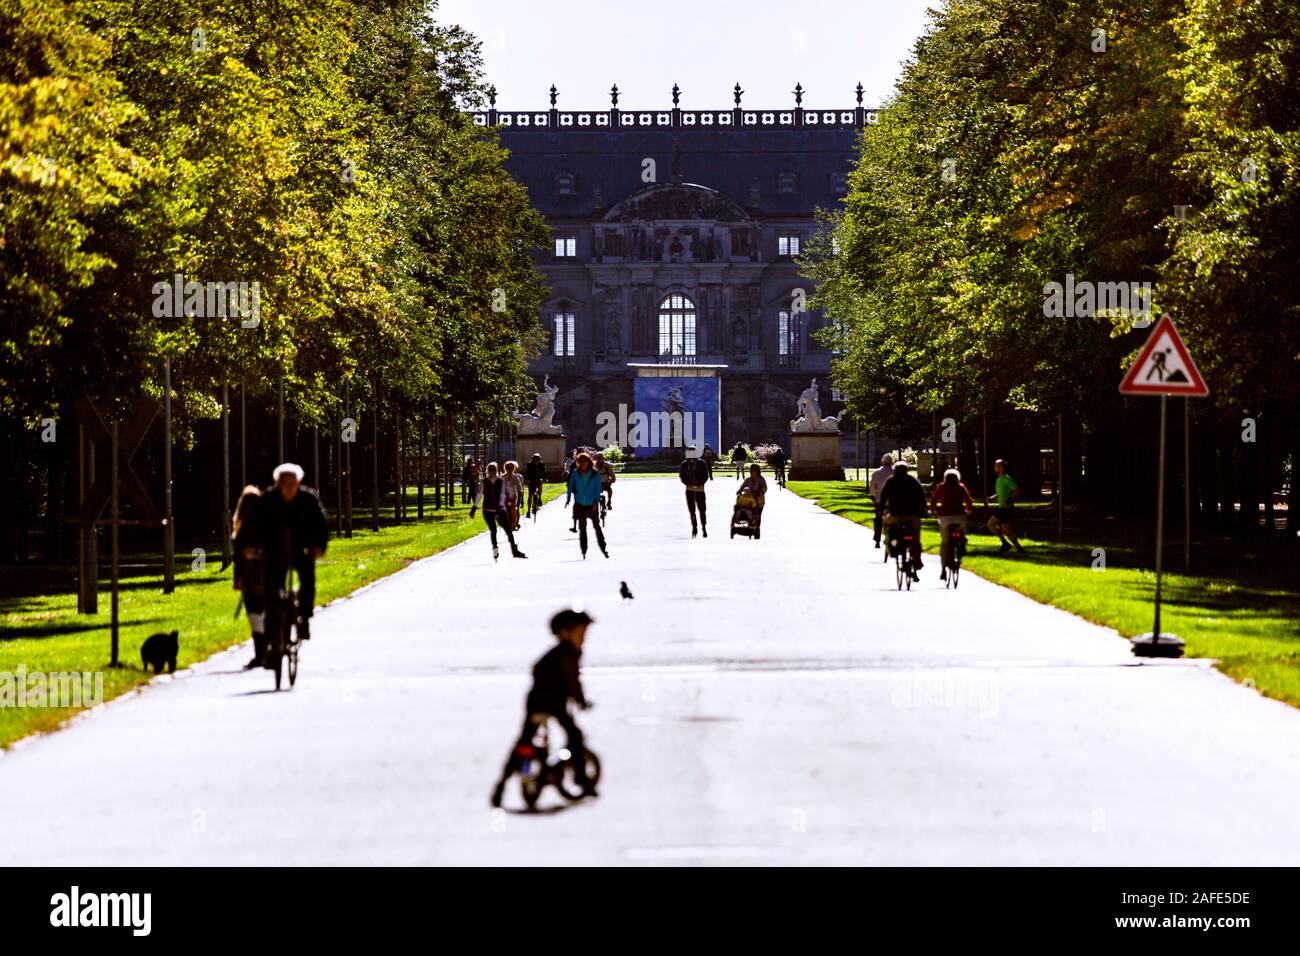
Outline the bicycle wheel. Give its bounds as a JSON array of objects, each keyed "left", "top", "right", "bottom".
[
  {"left": 895, "top": 556, "right": 904, "bottom": 590},
  {"left": 557, "top": 749, "right": 602, "bottom": 801},
  {"left": 288, "top": 639, "right": 299, "bottom": 687},
  {"left": 951, "top": 562, "right": 960, "bottom": 588}
]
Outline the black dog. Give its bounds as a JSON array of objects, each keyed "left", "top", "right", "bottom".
[{"left": 140, "top": 630, "right": 179, "bottom": 674}]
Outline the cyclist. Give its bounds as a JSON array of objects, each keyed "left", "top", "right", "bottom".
[
  {"left": 879, "top": 461, "right": 926, "bottom": 581},
  {"left": 490, "top": 609, "right": 596, "bottom": 808},
  {"left": 255, "top": 463, "right": 328, "bottom": 644},
  {"left": 523, "top": 453, "right": 546, "bottom": 519},
  {"left": 929, "top": 467, "right": 974, "bottom": 582},
  {"left": 594, "top": 452, "right": 617, "bottom": 512},
  {"left": 767, "top": 445, "right": 788, "bottom": 488}
]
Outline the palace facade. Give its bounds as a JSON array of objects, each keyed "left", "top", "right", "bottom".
[{"left": 476, "top": 85, "right": 876, "bottom": 456}]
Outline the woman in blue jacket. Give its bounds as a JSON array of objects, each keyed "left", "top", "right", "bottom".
[{"left": 565, "top": 451, "right": 609, "bottom": 559}]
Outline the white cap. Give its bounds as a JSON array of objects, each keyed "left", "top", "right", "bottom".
[
  {"left": 686, "top": 446, "right": 699, "bottom": 459},
  {"left": 272, "top": 462, "right": 304, "bottom": 482}
]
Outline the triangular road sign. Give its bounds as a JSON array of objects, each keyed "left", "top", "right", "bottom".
[{"left": 1120, "top": 314, "right": 1209, "bottom": 397}]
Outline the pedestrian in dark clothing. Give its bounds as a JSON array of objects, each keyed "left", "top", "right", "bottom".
[
  {"left": 232, "top": 484, "right": 267, "bottom": 668},
  {"left": 472, "top": 461, "right": 527, "bottom": 561},
  {"left": 462, "top": 457, "right": 479, "bottom": 506},
  {"left": 702, "top": 443, "right": 717, "bottom": 480},
  {"left": 490, "top": 609, "right": 596, "bottom": 807},
  {"left": 680, "top": 445, "right": 712, "bottom": 537},
  {"left": 731, "top": 442, "right": 749, "bottom": 479},
  {"left": 255, "top": 463, "right": 328, "bottom": 641}
]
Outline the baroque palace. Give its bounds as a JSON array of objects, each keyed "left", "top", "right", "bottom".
[{"left": 476, "top": 83, "right": 878, "bottom": 455}]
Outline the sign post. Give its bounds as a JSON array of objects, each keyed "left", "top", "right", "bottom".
[{"left": 1119, "top": 314, "right": 1209, "bottom": 658}]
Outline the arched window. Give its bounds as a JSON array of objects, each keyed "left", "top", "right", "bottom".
[{"left": 658, "top": 294, "right": 696, "bottom": 358}]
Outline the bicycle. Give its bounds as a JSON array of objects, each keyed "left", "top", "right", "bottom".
[
  {"left": 507, "top": 711, "right": 601, "bottom": 811},
  {"left": 265, "top": 562, "right": 301, "bottom": 690},
  {"left": 942, "top": 521, "right": 967, "bottom": 589},
  {"left": 526, "top": 482, "right": 543, "bottom": 523},
  {"left": 887, "top": 518, "right": 920, "bottom": 591},
  {"left": 774, "top": 463, "right": 787, "bottom": 489}
]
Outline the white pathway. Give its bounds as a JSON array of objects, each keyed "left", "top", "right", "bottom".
[{"left": 2, "top": 477, "right": 1299, "bottom": 865}]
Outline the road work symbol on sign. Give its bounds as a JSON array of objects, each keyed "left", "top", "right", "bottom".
[{"left": 1119, "top": 314, "right": 1209, "bottom": 397}]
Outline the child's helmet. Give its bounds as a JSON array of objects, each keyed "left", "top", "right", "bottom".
[{"left": 550, "top": 609, "right": 594, "bottom": 635}]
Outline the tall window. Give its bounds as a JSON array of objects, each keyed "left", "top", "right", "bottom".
[
  {"left": 552, "top": 311, "right": 575, "bottom": 356},
  {"left": 777, "top": 233, "right": 801, "bottom": 257},
  {"left": 658, "top": 294, "right": 697, "bottom": 358},
  {"left": 554, "top": 235, "right": 577, "bottom": 257},
  {"left": 778, "top": 309, "right": 801, "bottom": 363}
]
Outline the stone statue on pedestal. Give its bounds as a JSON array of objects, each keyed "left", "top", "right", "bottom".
[
  {"left": 790, "top": 378, "right": 844, "bottom": 432},
  {"left": 515, "top": 376, "right": 563, "bottom": 435}
]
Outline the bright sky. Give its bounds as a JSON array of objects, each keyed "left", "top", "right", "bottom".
[{"left": 433, "top": 0, "right": 937, "bottom": 111}]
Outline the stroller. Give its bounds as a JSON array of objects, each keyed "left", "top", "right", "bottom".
[{"left": 730, "top": 491, "right": 762, "bottom": 539}]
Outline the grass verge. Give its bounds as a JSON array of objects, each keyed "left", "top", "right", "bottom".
[
  {"left": 788, "top": 480, "right": 1300, "bottom": 707},
  {"left": 0, "top": 486, "right": 563, "bottom": 748}
]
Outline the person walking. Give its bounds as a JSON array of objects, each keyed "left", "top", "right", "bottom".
[
  {"left": 680, "top": 444, "right": 712, "bottom": 538},
  {"left": 565, "top": 451, "right": 608, "bottom": 559},
  {"left": 501, "top": 460, "right": 525, "bottom": 531},
  {"left": 231, "top": 484, "right": 267, "bottom": 668},
  {"left": 731, "top": 442, "right": 749, "bottom": 479},
  {"left": 702, "top": 443, "right": 717, "bottom": 480},
  {"left": 594, "top": 452, "right": 616, "bottom": 511},
  {"left": 563, "top": 450, "right": 578, "bottom": 532},
  {"left": 986, "top": 458, "right": 1025, "bottom": 554},
  {"left": 738, "top": 462, "right": 768, "bottom": 527},
  {"left": 930, "top": 467, "right": 974, "bottom": 581},
  {"left": 462, "top": 457, "right": 480, "bottom": 506},
  {"left": 472, "top": 461, "right": 527, "bottom": 561},
  {"left": 869, "top": 453, "right": 895, "bottom": 549}
]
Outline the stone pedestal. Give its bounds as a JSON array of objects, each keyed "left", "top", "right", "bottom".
[
  {"left": 788, "top": 432, "right": 845, "bottom": 481},
  {"left": 516, "top": 434, "right": 567, "bottom": 482}
]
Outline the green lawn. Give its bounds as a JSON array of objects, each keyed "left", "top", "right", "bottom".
[
  {"left": 788, "top": 480, "right": 1300, "bottom": 707},
  {"left": 0, "top": 485, "right": 563, "bottom": 748}
]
